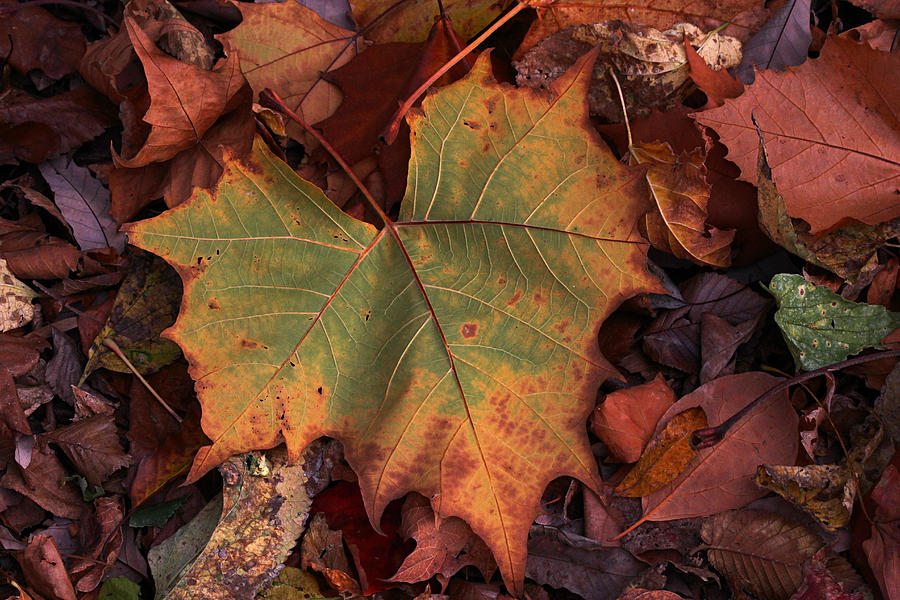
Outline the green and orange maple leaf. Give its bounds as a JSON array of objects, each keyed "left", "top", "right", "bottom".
[{"left": 125, "top": 52, "right": 661, "bottom": 592}]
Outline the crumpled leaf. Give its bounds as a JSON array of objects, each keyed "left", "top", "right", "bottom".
[
  {"left": 82, "top": 252, "right": 181, "bottom": 379},
  {"left": 0, "top": 258, "right": 37, "bottom": 332},
  {"left": 615, "top": 407, "right": 707, "bottom": 498},
  {"left": 217, "top": 0, "right": 362, "bottom": 144},
  {"left": 525, "top": 529, "right": 645, "bottom": 600},
  {"left": 390, "top": 494, "right": 495, "bottom": 584},
  {"left": 635, "top": 373, "right": 797, "bottom": 526},
  {"left": 755, "top": 464, "right": 856, "bottom": 530},
  {"left": 349, "top": 0, "right": 510, "bottom": 43},
  {"left": 735, "top": 0, "right": 812, "bottom": 84},
  {"left": 694, "top": 36, "right": 900, "bottom": 234},
  {"left": 515, "top": 0, "right": 775, "bottom": 58},
  {"left": 769, "top": 273, "right": 900, "bottom": 371},
  {"left": 126, "top": 51, "right": 660, "bottom": 593},
  {"left": 301, "top": 512, "right": 362, "bottom": 596},
  {"left": 591, "top": 374, "right": 676, "bottom": 463},
  {"left": 702, "top": 510, "right": 824, "bottom": 600},
  {"left": 38, "top": 158, "right": 126, "bottom": 253},
  {"left": 755, "top": 122, "right": 900, "bottom": 281},
  {"left": 515, "top": 21, "right": 741, "bottom": 122},
  {"left": 631, "top": 141, "right": 734, "bottom": 267},
  {"left": 148, "top": 449, "right": 311, "bottom": 600},
  {"left": 43, "top": 415, "right": 131, "bottom": 486}
]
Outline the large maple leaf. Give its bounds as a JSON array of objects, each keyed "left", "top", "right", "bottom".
[{"left": 125, "top": 52, "right": 659, "bottom": 593}]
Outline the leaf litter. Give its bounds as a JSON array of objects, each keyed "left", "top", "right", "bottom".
[{"left": 0, "top": 0, "right": 899, "bottom": 599}]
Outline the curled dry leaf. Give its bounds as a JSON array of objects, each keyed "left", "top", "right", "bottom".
[
  {"left": 634, "top": 373, "right": 797, "bottom": 527},
  {"left": 631, "top": 141, "right": 734, "bottom": 267},
  {"left": 702, "top": 510, "right": 823, "bottom": 600},
  {"left": 755, "top": 464, "right": 855, "bottom": 530},
  {"left": 591, "top": 374, "right": 676, "bottom": 463},
  {"left": 515, "top": 21, "right": 741, "bottom": 122},
  {"left": 695, "top": 36, "right": 900, "bottom": 234},
  {"left": 217, "top": 0, "right": 362, "bottom": 145},
  {"left": 615, "top": 407, "right": 707, "bottom": 498},
  {"left": 0, "top": 258, "right": 37, "bottom": 332},
  {"left": 301, "top": 513, "right": 361, "bottom": 596}
]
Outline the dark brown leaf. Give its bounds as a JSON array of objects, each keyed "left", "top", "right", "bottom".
[
  {"left": 0, "top": 5, "right": 86, "bottom": 79},
  {"left": 1, "top": 441, "right": 87, "bottom": 519},
  {"left": 43, "top": 415, "right": 131, "bottom": 486}
]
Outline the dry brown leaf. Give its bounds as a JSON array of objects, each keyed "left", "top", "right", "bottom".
[
  {"left": 390, "top": 494, "right": 495, "bottom": 584},
  {"left": 685, "top": 40, "right": 744, "bottom": 107},
  {"left": 636, "top": 373, "right": 797, "bottom": 525},
  {"left": 18, "top": 534, "right": 77, "bottom": 600},
  {"left": 755, "top": 464, "right": 856, "bottom": 530},
  {"left": 43, "top": 415, "right": 131, "bottom": 486},
  {"left": 615, "top": 407, "right": 707, "bottom": 497},
  {"left": 68, "top": 497, "right": 124, "bottom": 592},
  {"left": 0, "top": 5, "right": 85, "bottom": 79},
  {"left": 632, "top": 141, "right": 734, "bottom": 266},
  {"left": 1, "top": 441, "right": 87, "bottom": 519},
  {"left": 217, "top": 0, "right": 362, "bottom": 145},
  {"left": 0, "top": 258, "right": 36, "bottom": 332},
  {"left": 592, "top": 374, "right": 677, "bottom": 463},
  {"left": 702, "top": 510, "right": 823, "bottom": 600},
  {"left": 695, "top": 36, "right": 900, "bottom": 233},
  {"left": 863, "top": 464, "right": 900, "bottom": 600}
]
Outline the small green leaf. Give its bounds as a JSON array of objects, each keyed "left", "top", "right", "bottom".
[
  {"left": 769, "top": 273, "right": 900, "bottom": 370},
  {"left": 129, "top": 496, "right": 188, "bottom": 528},
  {"left": 98, "top": 577, "right": 141, "bottom": 600}
]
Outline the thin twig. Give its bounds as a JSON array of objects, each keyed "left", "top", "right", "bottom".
[{"left": 103, "top": 339, "right": 182, "bottom": 423}]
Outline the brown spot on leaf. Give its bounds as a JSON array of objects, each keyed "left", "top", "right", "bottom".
[
  {"left": 507, "top": 290, "right": 522, "bottom": 306},
  {"left": 208, "top": 298, "right": 220, "bottom": 310},
  {"left": 533, "top": 292, "right": 545, "bottom": 304},
  {"left": 461, "top": 323, "right": 478, "bottom": 338}
]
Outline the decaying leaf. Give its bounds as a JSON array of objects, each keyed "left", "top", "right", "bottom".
[
  {"left": 515, "top": 21, "right": 741, "bottom": 122},
  {"left": 701, "top": 510, "right": 824, "bottom": 600},
  {"left": 148, "top": 448, "right": 311, "bottom": 600},
  {"left": 615, "top": 407, "right": 707, "bottom": 498},
  {"left": 82, "top": 252, "right": 182, "bottom": 379},
  {"left": 18, "top": 535, "right": 77, "bottom": 600},
  {"left": 790, "top": 549, "right": 866, "bottom": 600},
  {"left": 631, "top": 141, "right": 734, "bottom": 267},
  {"left": 755, "top": 464, "right": 856, "bottom": 530},
  {"left": 769, "top": 274, "right": 900, "bottom": 371},
  {"left": 636, "top": 373, "right": 797, "bottom": 525},
  {"left": 735, "top": 0, "right": 812, "bottom": 83},
  {"left": 591, "top": 374, "right": 677, "bottom": 464},
  {"left": 695, "top": 36, "right": 900, "bottom": 234},
  {"left": 258, "top": 567, "right": 334, "bottom": 600},
  {"left": 126, "top": 51, "right": 660, "bottom": 593},
  {"left": 0, "top": 258, "right": 37, "bottom": 332},
  {"left": 390, "top": 494, "right": 495, "bottom": 584},
  {"left": 301, "top": 513, "right": 361, "bottom": 596}
]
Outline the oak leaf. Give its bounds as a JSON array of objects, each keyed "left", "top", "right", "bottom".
[
  {"left": 694, "top": 36, "right": 900, "bottom": 233},
  {"left": 126, "top": 52, "right": 660, "bottom": 593}
]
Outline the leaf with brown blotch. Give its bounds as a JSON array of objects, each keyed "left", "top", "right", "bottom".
[
  {"left": 112, "top": 17, "right": 245, "bottom": 168},
  {"left": 217, "top": 0, "right": 362, "bottom": 145},
  {"left": 38, "top": 158, "right": 126, "bottom": 254},
  {"left": 702, "top": 510, "right": 824, "bottom": 600},
  {"left": 525, "top": 529, "right": 645, "bottom": 600},
  {"left": 390, "top": 494, "right": 495, "bottom": 584},
  {"left": 694, "top": 36, "right": 900, "bottom": 234},
  {"left": 633, "top": 373, "right": 797, "bottom": 527},
  {"left": 631, "top": 141, "right": 735, "bottom": 267},
  {"left": 1, "top": 441, "right": 87, "bottom": 519},
  {"left": 515, "top": 0, "right": 775, "bottom": 59},
  {"left": 734, "top": 0, "right": 812, "bottom": 84},
  {"left": 0, "top": 5, "right": 85, "bottom": 79},
  {"left": 126, "top": 51, "right": 660, "bottom": 594},
  {"left": 0, "top": 258, "right": 37, "bottom": 332},
  {"left": 685, "top": 41, "right": 744, "bottom": 107},
  {"left": 18, "top": 535, "right": 77, "bottom": 600},
  {"left": 615, "top": 407, "right": 707, "bottom": 497},
  {"left": 349, "top": 0, "right": 511, "bottom": 43},
  {"left": 591, "top": 374, "right": 677, "bottom": 464},
  {"left": 43, "top": 415, "right": 131, "bottom": 486}
]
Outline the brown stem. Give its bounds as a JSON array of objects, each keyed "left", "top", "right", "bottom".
[
  {"left": 691, "top": 348, "right": 900, "bottom": 449},
  {"left": 259, "top": 88, "right": 392, "bottom": 227},
  {"left": 103, "top": 339, "right": 182, "bottom": 424},
  {"left": 381, "top": 1, "right": 528, "bottom": 144}
]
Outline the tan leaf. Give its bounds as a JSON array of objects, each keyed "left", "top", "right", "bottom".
[{"left": 615, "top": 407, "right": 707, "bottom": 497}]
